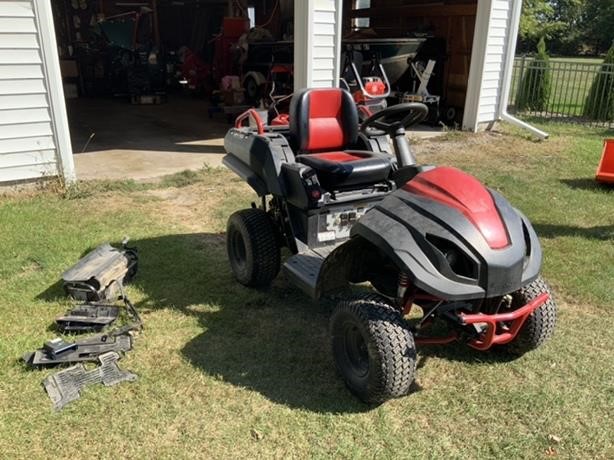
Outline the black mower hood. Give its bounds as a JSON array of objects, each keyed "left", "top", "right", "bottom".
[{"left": 351, "top": 166, "right": 542, "bottom": 300}]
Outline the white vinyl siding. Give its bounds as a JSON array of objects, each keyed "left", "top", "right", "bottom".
[
  {"left": 463, "top": 0, "right": 517, "bottom": 130},
  {"left": 311, "top": 1, "right": 338, "bottom": 87},
  {"left": 294, "top": 0, "right": 342, "bottom": 89},
  {"left": 476, "top": 1, "right": 511, "bottom": 123},
  {"left": 0, "top": 1, "right": 71, "bottom": 183}
]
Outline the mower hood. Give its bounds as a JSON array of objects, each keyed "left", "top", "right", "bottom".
[{"left": 351, "top": 166, "right": 542, "bottom": 300}]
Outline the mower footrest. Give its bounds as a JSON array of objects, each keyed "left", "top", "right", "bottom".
[{"left": 283, "top": 250, "right": 327, "bottom": 298}]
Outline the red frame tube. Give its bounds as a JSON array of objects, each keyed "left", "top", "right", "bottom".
[
  {"left": 411, "top": 293, "right": 549, "bottom": 350},
  {"left": 460, "top": 292, "right": 549, "bottom": 350},
  {"left": 235, "top": 109, "right": 265, "bottom": 135}
]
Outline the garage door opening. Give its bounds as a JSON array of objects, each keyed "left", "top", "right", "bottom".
[
  {"left": 343, "top": 0, "right": 478, "bottom": 127},
  {"left": 51, "top": 0, "right": 290, "bottom": 180},
  {"left": 49, "top": 0, "right": 484, "bottom": 180}
]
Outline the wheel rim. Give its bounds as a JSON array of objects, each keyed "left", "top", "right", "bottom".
[
  {"left": 229, "top": 229, "right": 247, "bottom": 271},
  {"left": 342, "top": 323, "right": 369, "bottom": 378},
  {"left": 246, "top": 78, "right": 258, "bottom": 101}
]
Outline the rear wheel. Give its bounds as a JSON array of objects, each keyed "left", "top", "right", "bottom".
[
  {"left": 329, "top": 294, "right": 417, "bottom": 404},
  {"left": 226, "top": 208, "right": 280, "bottom": 287},
  {"left": 502, "top": 276, "right": 557, "bottom": 355}
]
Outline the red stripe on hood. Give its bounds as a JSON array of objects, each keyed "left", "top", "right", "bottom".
[{"left": 404, "top": 167, "right": 510, "bottom": 249}]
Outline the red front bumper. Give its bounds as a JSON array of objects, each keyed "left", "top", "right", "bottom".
[
  {"left": 461, "top": 293, "right": 550, "bottom": 350},
  {"left": 415, "top": 293, "right": 550, "bottom": 350}
]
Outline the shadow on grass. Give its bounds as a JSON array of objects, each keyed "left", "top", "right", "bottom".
[
  {"left": 126, "top": 232, "right": 371, "bottom": 414},
  {"left": 533, "top": 223, "right": 614, "bottom": 240},
  {"left": 560, "top": 178, "right": 614, "bottom": 192},
  {"left": 37, "top": 232, "right": 526, "bottom": 412}
]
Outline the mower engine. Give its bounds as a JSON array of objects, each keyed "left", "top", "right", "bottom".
[{"left": 62, "top": 241, "right": 138, "bottom": 302}]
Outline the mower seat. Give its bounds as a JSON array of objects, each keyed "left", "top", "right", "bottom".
[{"left": 289, "top": 88, "right": 393, "bottom": 190}]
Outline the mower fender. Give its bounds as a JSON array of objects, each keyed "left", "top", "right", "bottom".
[
  {"left": 351, "top": 208, "right": 486, "bottom": 300},
  {"left": 316, "top": 238, "right": 369, "bottom": 298},
  {"left": 516, "top": 209, "right": 542, "bottom": 285},
  {"left": 348, "top": 184, "right": 543, "bottom": 300}
]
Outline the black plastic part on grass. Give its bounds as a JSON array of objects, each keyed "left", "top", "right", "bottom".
[
  {"left": 43, "top": 351, "right": 137, "bottom": 410},
  {"left": 55, "top": 304, "right": 120, "bottom": 333},
  {"left": 62, "top": 241, "right": 138, "bottom": 302},
  {"left": 24, "top": 333, "right": 133, "bottom": 367}
]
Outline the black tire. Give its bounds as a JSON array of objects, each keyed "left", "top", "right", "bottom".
[
  {"left": 226, "top": 208, "right": 280, "bottom": 287},
  {"left": 502, "top": 276, "right": 557, "bottom": 355},
  {"left": 329, "top": 294, "right": 417, "bottom": 404},
  {"left": 244, "top": 76, "right": 261, "bottom": 103}
]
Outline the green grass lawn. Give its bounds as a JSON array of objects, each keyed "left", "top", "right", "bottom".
[{"left": 1, "top": 123, "right": 613, "bottom": 458}]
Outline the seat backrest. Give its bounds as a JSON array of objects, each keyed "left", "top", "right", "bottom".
[{"left": 289, "top": 88, "right": 358, "bottom": 153}]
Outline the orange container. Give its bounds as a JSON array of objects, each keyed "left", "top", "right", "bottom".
[{"left": 596, "top": 139, "right": 614, "bottom": 184}]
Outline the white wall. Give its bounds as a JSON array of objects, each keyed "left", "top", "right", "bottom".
[
  {"left": 463, "top": 0, "right": 516, "bottom": 131},
  {"left": 0, "top": 1, "right": 74, "bottom": 184},
  {"left": 294, "top": 0, "right": 343, "bottom": 89}
]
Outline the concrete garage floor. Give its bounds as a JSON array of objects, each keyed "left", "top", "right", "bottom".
[
  {"left": 68, "top": 96, "right": 444, "bottom": 181},
  {"left": 68, "top": 96, "right": 231, "bottom": 181}
]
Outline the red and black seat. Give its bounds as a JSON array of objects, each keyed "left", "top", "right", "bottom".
[{"left": 289, "top": 88, "right": 393, "bottom": 190}]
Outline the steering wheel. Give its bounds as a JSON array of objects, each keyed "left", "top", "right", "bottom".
[{"left": 360, "top": 103, "right": 429, "bottom": 136}]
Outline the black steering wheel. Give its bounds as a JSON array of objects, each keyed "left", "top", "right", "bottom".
[{"left": 360, "top": 103, "right": 429, "bottom": 136}]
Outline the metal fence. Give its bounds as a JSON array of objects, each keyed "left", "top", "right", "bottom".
[{"left": 507, "top": 57, "right": 614, "bottom": 128}]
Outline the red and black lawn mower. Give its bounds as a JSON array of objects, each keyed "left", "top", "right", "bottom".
[{"left": 223, "top": 88, "right": 557, "bottom": 404}]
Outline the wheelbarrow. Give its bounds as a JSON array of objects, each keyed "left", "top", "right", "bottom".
[{"left": 596, "top": 139, "right": 614, "bottom": 184}]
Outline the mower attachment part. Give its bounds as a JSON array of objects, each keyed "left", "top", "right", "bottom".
[
  {"left": 55, "top": 304, "right": 120, "bottom": 333},
  {"left": 62, "top": 241, "right": 138, "bottom": 302},
  {"left": 43, "top": 352, "right": 137, "bottom": 410},
  {"left": 24, "top": 332, "right": 133, "bottom": 367}
]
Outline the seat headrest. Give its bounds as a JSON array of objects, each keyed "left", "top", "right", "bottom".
[{"left": 289, "top": 88, "right": 358, "bottom": 153}]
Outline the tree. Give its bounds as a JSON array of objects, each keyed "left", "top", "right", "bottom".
[
  {"left": 550, "top": 0, "right": 585, "bottom": 54},
  {"left": 516, "top": 38, "right": 552, "bottom": 112},
  {"left": 580, "top": 0, "right": 614, "bottom": 53},
  {"left": 584, "top": 44, "right": 614, "bottom": 120},
  {"left": 518, "top": 0, "right": 565, "bottom": 51}
]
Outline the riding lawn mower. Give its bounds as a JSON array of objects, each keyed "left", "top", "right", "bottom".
[{"left": 223, "top": 88, "right": 557, "bottom": 404}]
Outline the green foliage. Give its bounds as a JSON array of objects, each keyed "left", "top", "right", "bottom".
[
  {"left": 516, "top": 38, "right": 552, "bottom": 112},
  {"left": 519, "top": 0, "right": 565, "bottom": 47},
  {"left": 518, "top": 0, "right": 613, "bottom": 54},
  {"left": 583, "top": 45, "right": 614, "bottom": 120},
  {"left": 581, "top": 0, "right": 614, "bottom": 53}
]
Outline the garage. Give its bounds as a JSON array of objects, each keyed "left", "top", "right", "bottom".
[
  {"left": 51, "top": 0, "right": 291, "bottom": 180},
  {"left": 0, "top": 0, "right": 531, "bottom": 184}
]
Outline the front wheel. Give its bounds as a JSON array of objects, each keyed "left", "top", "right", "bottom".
[
  {"left": 329, "top": 294, "right": 417, "bottom": 404},
  {"left": 501, "top": 276, "right": 557, "bottom": 355}
]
